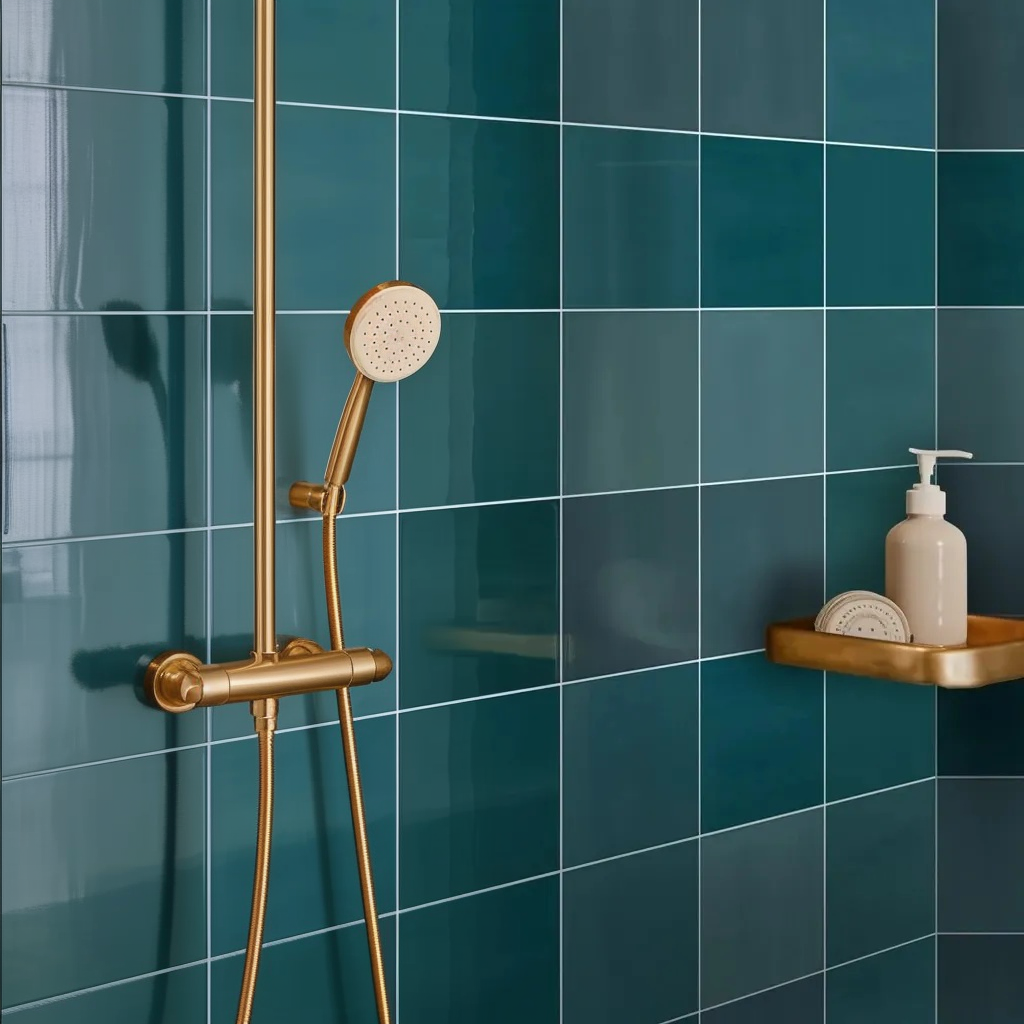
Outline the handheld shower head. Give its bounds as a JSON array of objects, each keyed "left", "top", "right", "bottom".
[{"left": 324, "top": 282, "right": 440, "bottom": 491}]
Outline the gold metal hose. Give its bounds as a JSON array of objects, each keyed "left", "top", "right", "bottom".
[
  {"left": 322, "top": 485, "right": 392, "bottom": 1024},
  {"left": 236, "top": 699, "right": 277, "bottom": 1024}
]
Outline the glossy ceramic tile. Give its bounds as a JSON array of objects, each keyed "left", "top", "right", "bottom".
[
  {"left": 938, "top": 778, "right": 1024, "bottom": 933},
  {"left": 938, "top": 309, "right": 1024, "bottom": 463},
  {"left": 938, "top": 935, "right": 1024, "bottom": 1024},
  {"left": 826, "top": 468, "right": 917, "bottom": 597},
  {"left": 3, "top": 964, "right": 206, "bottom": 1024},
  {"left": 562, "top": 312, "right": 698, "bottom": 495},
  {"left": 828, "top": 938, "right": 935, "bottom": 1024},
  {"left": 1, "top": 315, "right": 205, "bottom": 541},
  {"left": 398, "top": 689, "right": 559, "bottom": 907},
  {"left": 563, "top": 127, "right": 698, "bottom": 309},
  {"left": 701, "top": 0, "right": 823, "bottom": 141},
  {"left": 1, "top": 750, "right": 205, "bottom": 1008},
  {"left": 826, "top": 147, "right": 935, "bottom": 308},
  {"left": 399, "top": 313, "right": 559, "bottom": 508},
  {"left": 562, "top": 665, "right": 699, "bottom": 866},
  {"left": 212, "top": 0, "right": 394, "bottom": 108},
  {"left": 701, "top": 311, "right": 823, "bottom": 483},
  {"left": 701, "top": 476, "right": 824, "bottom": 658},
  {"left": 563, "top": 843, "right": 699, "bottom": 1024},
  {"left": 826, "top": 311, "right": 935, "bottom": 472},
  {"left": 399, "top": 501, "right": 558, "bottom": 708},
  {"left": 400, "top": 0, "right": 558, "bottom": 121},
  {"left": 399, "top": 877, "right": 559, "bottom": 1024},
  {"left": 938, "top": 680, "right": 1024, "bottom": 776},
  {"left": 1, "top": 533, "right": 206, "bottom": 778},
  {"left": 563, "top": 488, "right": 698, "bottom": 681},
  {"left": 826, "top": 0, "right": 934, "bottom": 148},
  {"left": 211, "top": 101, "right": 394, "bottom": 312},
  {"left": 399, "top": 114, "right": 559, "bottom": 310},
  {"left": 1, "top": 0, "right": 205, "bottom": 94},
  {"left": 827, "top": 672, "right": 934, "bottom": 801},
  {"left": 211, "top": 314, "right": 396, "bottom": 524},
  {"left": 701, "top": 137, "right": 824, "bottom": 309},
  {"left": 701, "top": 809, "right": 824, "bottom": 1008},
  {"left": 826, "top": 781, "right": 935, "bottom": 966},
  {"left": 210, "top": 515, "right": 397, "bottom": 739},
  {"left": 944, "top": 466, "right": 1024, "bottom": 615},
  {"left": 2, "top": 88, "right": 205, "bottom": 312},
  {"left": 562, "top": 0, "right": 698, "bottom": 131},
  {"left": 212, "top": 919, "right": 396, "bottom": 1024},
  {"left": 702, "top": 654, "right": 823, "bottom": 833},
  {"left": 703, "top": 975, "right": 823, "bottom": 1024},
  {"left": 938, "top": 0, "right": 1024, "bottom": 149},
  {"left": 939, "top": 154, "right": 1024, "bottom": 307},
  {"left": 211, "top": 717, "right": 395, "bottom": 954}
]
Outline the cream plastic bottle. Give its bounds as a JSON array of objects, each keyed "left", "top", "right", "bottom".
[{"left": 885, "top": 448, "right": 973, "bottom": 646}]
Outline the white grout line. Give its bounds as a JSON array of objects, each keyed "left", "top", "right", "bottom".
[
  {"left": 562, "top": 833, "right": 698, "bottom": 874},
  {"left": 557, "top": 0, "right": 565, "bottom": 1016},
  {"left": 821, "top": 2, "right": 830, "bottom": 1012},
  {"left": 393, "top": 2, "right": 402, "bottom": 1015},
  {"left": 696, "top": 5, "right": 704, "bottom": 1017},
  {"left": 698, "top": 969, "right": 825, "bottom": 1017},
  {"left": 933, "top": 2, "right": 940, "bottom": 1014}
]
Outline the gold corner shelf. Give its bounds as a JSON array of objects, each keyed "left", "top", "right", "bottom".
[{"left": 766, "top": 615, "right": 1024, "bottom": 688}]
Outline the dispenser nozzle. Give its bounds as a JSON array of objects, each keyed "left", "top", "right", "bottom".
[{"left": 909, "top": 448, "right": 973, "bottom": 486}]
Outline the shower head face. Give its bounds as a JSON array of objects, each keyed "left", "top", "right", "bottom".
[{"left": 344, "top": 281, "right": 441, "bottom": 383}]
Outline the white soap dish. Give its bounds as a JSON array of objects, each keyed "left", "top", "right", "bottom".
[{"left": 814, "top": 591, "right": 912, "bottom": 644}]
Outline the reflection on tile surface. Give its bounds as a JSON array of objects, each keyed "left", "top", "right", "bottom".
[
  {"left": 400, "top": 0, "right": 559, "bottom": 121},
  {"left": 701, "top": 809, "right": 824, "bottom": 1007},
  {"left": 1, "top": 0, "right": 205, "bottom": 94},
  {"left": 400, "top": 115, "right": 559, "bottom": 310},
  {"left": 399, "top": 690, "right": 559, "bottom": 907},
  {"left": 2, "top": 315, "right": 205, "bottom": 541},
  {"left": 212, "top": 718, "right": 394, "bottom": 954},
  {"left": 2, "top": 88, "right": 205, "bottom": 312},
  {"left": 563, "top": 665, "right": 699, "bottom": 866},
  {"left": 563, "top": 0, "right": 698, "bottom": 131},
  {"left": 564, "top": 488, "right": 698, "bottom": 681},
  {"left": 400, "top": 878, "right": 559, "bottom": 1024},
  {"left": 1, "top": 750, "right": 205, "bottom": 1007},
  {"left": 212, "top": 0, "right": 394, "bottom": 108},
  {"left": 563, "top": 312, "right": 698, "bottom": 496},
  {"left": 563, "top": 843, "right": 699, "bottom": 1024},
  {"left": 400, "top": 313, "right": 560, "bottom": 507},
  {"left": 563, "top": 126, "right": 699, "bottom": 309},
  {"left": 211, "top": 101, "right": 395, "bottom": 312},
  {"left": 1, "top": 533, "right": 206, "bottom": 777},
  {"left": 400, "top": 501, "right": 558, "bottom": 707}
]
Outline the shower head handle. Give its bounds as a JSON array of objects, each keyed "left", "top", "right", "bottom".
[{"left": 324, "top": 371, "right": 374, "bottom": 491}]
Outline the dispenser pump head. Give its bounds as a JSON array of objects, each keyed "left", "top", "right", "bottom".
[{"left": 907, "top": 447, "right": 973, "bottom": 514}]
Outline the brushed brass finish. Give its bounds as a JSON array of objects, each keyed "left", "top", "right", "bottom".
[
  {"left": 323, "top": 497, "right": 391, "bottom": 1024},
  {"left": 288, "top": 480, "right": 330, "bottom": 513},
  {"left": 326, "top": 374, "right": 375, "bottom": 491},
  {"left": 766, "top": 615, "right": 1024, "bottom": 687},
  {"left": 145, "top": 645, "right": 392, "bottom": 712},
  {"left": 235, "top": 714, "right": 275, "bottom": 1024},
  {"left": 253, "top": 0, "right": 276, "bottom": 658}
]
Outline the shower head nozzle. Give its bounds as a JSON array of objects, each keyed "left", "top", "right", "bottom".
[
  {"left": 319, "top": 281, "right": 441, "bottom": 493},
  {"left": 344, "top": 281, "right": 441, "bottom": 382}
]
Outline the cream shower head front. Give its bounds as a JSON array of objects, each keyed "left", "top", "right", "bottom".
[{"left": 323, "top": 281, "right": 441, "bottom": 490}]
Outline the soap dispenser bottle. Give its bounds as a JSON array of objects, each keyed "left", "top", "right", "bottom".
[{"left": 885, "top": 448, "right": 973, "bottom": 646}]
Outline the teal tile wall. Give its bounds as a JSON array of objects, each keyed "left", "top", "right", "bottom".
[
  {"left": 936, "top": 6, "right": 1024, "bottom": 1021},
  {"left": 3, "top": 1, "right": 958, "bottom": 1021}
]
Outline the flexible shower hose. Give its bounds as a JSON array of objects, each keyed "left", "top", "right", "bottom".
[
  {"left": 236, "top": 699, "right": 277, "bottom": 1024},
  {"left": 323, "top": 485, "right": 392, "bottom": 1024}
]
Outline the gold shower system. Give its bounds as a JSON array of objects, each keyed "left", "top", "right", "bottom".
[{"left": 144, "top": 2, "right": 440, "bottom": 1021}]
